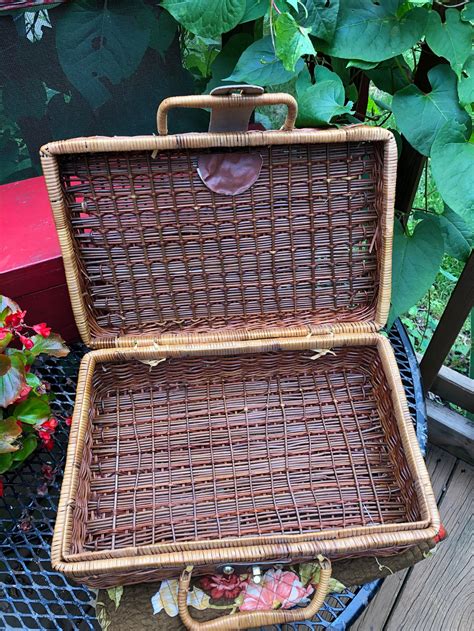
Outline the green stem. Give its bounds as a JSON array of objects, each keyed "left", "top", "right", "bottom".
[{"left": 395, "top": 55, "right": 413, "bottom": 84}]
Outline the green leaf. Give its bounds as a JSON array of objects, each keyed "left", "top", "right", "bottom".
[
  {"left": 0, "top": 129, "right": 33, "bottom": 184},
  {"left": 0, "top": 355, "right": 11, "bottom": 377},
  {"left": 206, "top": 33, "right": 253, "bottom": 92},
  {"left": 365, "top": 56, "right": 413, "bottom": 94},
  {"left": 25, "top": 372, "right": 43, "bottom": 391},
  {"left": 431, "top": 122, "right": 474, "bottom": 229},
  {"left": 96, "top": 602, "right": 112, "bottom": 631},
  {"left": 0, "top": 309, "right": 10, "bottom": 326},
  {"left": 299, "top": 562, "right": 321, "bottom": 586},
  {"left": 0, "top": 355, "right": 25, "bottom": 408},
  {"left": 328, "top": 577, "right": 346, "bottom": 594},
  {"left": 274, "top": 12, "right": 316, "bottom": 72},
  {"left": 162, "top": 0, "right": 246, "bottom": 38},
  {"left": 426, "top": 9, "right": 472, "bottom": 76},
  {"left": 6, "top": 348, "right": 29, "bottom": 368},
  {"left": 13, "top": 396, "right": 50, "bottom": 426},
  {"left": 0, "top": 296, "right": 20, "bottom": 319},
  {"left": 314, "top": 0, "right": 428, "bottom": 63},
  {"left": 372, "top": 97, "right": 392, "bottom": 112},
  {"left": 347, "top": 60, "right": 379, "bottom": 70},
  {"left": 0, "top": 453, "right": 14, "bottom": 474},
  {"left": 389, "top": 218, "right": 444, "bottom": 326},
  {"left": 458, "top": 53, "right": 474, "bottom": 107},
  {"left": 12, "top": 435, "right": 38, "bottom": 463},
  {"left": 107, "top": 586, "right": 124, "bottom": 610},
  {"left": 226, "top": 36, "right": 304, "bottom": 85},
  {"left": 330, "top": 57, "right": 352, "bottom": 86},
  {"left": 439, "top": 267, "right": 458, "bottom": 282},
  {"left": 438, "top": 206, "right": 473, "bottom": 262},
  {"left": 185, "top": 52, "right": 212, "bottom": 77},
  {"left": 392, "top": 65, "right": 471, "bottom": 156},
  {"left": 30, "top": 333, "right": 69, "bottom": 358},
  {"left": 240, "top": 0, "right": 267, "bottom": 23},
  {"left": 0, "top": 419, "right": 22, "bottom": 454},
  {"left": 149, "top": 9, "right": 177, "bottom": 58},
  {"left": 461, "top": 3, "right": 474, "bottom": 24},
  {"left": 346, "top": 83, "right": 359, "bottom": 103},
  {"left": 56, "top": 0, "right": 154, "bottom": 109},
  {"left": 299, "top": 562, "right": 346, "bottom": 593},
  {"left": 296, "top": 0, "right": 340, "bottom": 42},
  {"left": 3, "top": 78, "right": 47, "bottom": 121},
  {"left": 296, "top": 66, "right": 353, "bottom": 126}
]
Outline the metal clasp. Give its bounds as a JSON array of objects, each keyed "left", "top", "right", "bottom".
[
  {"left": 222, "top": 565, "right": 235, "bottom": 575},
  {"left": 251, "top": 566, "right": 262, "bottom": 584}
]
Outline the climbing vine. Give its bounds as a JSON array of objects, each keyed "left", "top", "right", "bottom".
[{"left": 0, "top": 0, "right": 472, "bottom": 326}]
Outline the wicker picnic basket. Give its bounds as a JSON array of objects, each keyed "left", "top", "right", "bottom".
[{"left": 42, "top": 86, "right": 440, "bottom": 629}]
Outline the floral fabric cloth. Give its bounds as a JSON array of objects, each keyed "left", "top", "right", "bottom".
[
  {"left": 151, "top": 580, "right": 210, "bottom": 618},
  {"left": 239, "top": 569, "right": 314, "bottom": 611},
  {"left": 151, "top": 563, "right": 345, "bottom": 618}
]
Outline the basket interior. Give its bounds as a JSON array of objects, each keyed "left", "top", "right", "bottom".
[
  {"left": 70, "top": 346, "right": 421, "bottom": 555},
  {"left": 57, "top": 141, "right": 385, "bottom": 341}
]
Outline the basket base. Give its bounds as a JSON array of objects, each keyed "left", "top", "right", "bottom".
[{"left": 72, "top": 345, "right": 421, "bottom": 557}]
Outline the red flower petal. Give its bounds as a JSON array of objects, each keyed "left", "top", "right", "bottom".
[
  {"left": 44, "top": 438, "right": 54, "bottom": 451},
  {"left": 40, "top": 419, "right": 58, "bottom": 434},
  {"left": 19, "top": 335, "right": 34, "bottom": 350},
  {"left": 199, "top": 574, "right": 245, "bottom": 601},
  {"left": 37, "top": 482, "right": 49, "bottom": 497},
  {"left": 65, "top": 416, "right": 72, "bottom": 426},
  {"left": 43, "top": 418, "right": 58, "bottom": 430},
  {"left": 14, "top": 384, "right": 32, "bottom": 403},
  {"left": 0, "top": 478, "right": 3, "bottom": 498},
  {"left": 32, "top": 323, "right": 51, "bottom": 337},
  {"left": 199, "top": 577, "right": 213, "bottom": 591},
  {"left": 5, "top": 310, "right": 26, "bottom": 328},
  {"left": 434, "top": 523, "right": 447, "bottom": 544},
  {"left": 41, "top": 464, "right": 55, "bottom": 481}
]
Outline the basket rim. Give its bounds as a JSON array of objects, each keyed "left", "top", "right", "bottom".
[
  {"left": 40, "top": 125, "right": 397, "bottom": 348},
  {"left": 40, "top": 125, "right": 394, "bottom": 156},
  {"left": 51, "top": 333, "right": 439, "bottom": 576}
]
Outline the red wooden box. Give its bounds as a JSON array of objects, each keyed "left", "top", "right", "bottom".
[{"left": 0, "top": 176, "right": 78, "bottom": 341}]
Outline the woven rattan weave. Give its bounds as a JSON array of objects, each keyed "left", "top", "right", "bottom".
[
  {"left": 75, "top": 345, "right": 421, "bottom": 554},
  {"left": 42, "top": 88, "right": 439, "bottom": 629},
  {"left": 57, "top": 141, "right": 383, "bottom": 342}
]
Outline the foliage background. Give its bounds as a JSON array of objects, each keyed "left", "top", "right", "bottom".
[{"left": 0, "top": 0, "right": 472, "bottom": 374}]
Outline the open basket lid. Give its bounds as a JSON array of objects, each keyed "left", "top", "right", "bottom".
[{"left": 40, "top": 86, "right": 397, "bottom": 349}]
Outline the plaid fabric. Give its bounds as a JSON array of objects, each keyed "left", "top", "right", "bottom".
[{"left": 0, "top": 0, "right": 66, "bottom": 10}]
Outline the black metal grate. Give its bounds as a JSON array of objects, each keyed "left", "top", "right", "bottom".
[
  {"left": 0, "top": 347, "right": 98, "bottom": 631},
  {"left": 0, "top": 321, "right": 426, "bottom": 630}
]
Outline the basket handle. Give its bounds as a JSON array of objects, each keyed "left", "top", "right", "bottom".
[
  {"left": 157, "top": 85, "right": 298, "bottom": 135},
  {"left": 177, "top": 557, "right": 332, "bottom": 630}
]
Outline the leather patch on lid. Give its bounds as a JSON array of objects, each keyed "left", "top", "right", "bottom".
[{"left": 197, "top": 152, "right": 263, "bottom": 196}]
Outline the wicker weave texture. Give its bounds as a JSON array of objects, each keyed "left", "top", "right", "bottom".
[
  {"left": 70, "top": 346, "right": 420, "bottom": 556},
  {"left": 58, "top": 141, "right": 384, "bottom": 341}
]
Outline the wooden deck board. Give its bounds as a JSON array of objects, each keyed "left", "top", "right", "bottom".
[
  {"left": 384, "top": 458, "right": 473, "bottom": 631},
  {"left": 351, "top": 445, "right": 464, "bottom": 630}
]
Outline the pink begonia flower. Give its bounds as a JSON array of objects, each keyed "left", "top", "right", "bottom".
[{"left": 240, "top": 569, "right": 313, "bottom": 611}]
